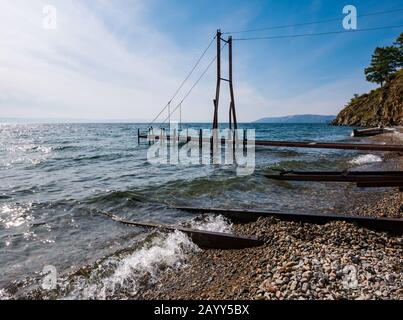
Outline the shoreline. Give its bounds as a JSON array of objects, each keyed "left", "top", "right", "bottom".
[{"left": 140, "top": 132, "right": 402, "bottom": 300}]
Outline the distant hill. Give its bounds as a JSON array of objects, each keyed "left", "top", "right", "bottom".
[{"left": 254, "top": 114, "right": 336, "bottom": 124}]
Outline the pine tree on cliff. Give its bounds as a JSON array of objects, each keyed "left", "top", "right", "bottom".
[
  {"left": 394, "top": 33, "right": 403, "bottom": 67},
  {"left": 364, "top": 33, "right": 402, "bottom": 87}
]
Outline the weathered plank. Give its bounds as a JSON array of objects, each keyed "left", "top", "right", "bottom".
[
  {"left": 139, "top": 133, "right": 403, "bottom": 152},
  {"left": 264, "top": 173, "right": 403, "bottom": 183},
  {"left": 174, "top": 206, "right": 403, "bottom": 235},
  {"left": 104, "top": 212, "right": 263, "bottom": 250}
]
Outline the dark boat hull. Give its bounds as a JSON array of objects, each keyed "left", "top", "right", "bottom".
[{"left": 353, "top": 128, "right": 384, "bottom": 137}]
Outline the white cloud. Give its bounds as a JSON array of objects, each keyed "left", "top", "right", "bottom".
[
  {"left": 0, "top": 0, "right": 217, "bottom": 121},
  {"left": 0, "top": 0, "right": 376, "bottom": 122}
]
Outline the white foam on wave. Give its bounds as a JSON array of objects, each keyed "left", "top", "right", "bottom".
[
  {"left": 0, "top": 288, "right": 11, "bottom": 300},
  {"left": 23, "top": 215, "right": 232, "bottom": 299},
  {"left": 189, "top": 214, "right": 233, "bottom": 233},
  {"left": 349, "top": 154, "right": 382, "bottom": 165},
  {"left": 65, "top": 230, "right": 199, "bottom": 299},
  {"left": 61, "top": 215, "right": 232, "bottom": 299}
]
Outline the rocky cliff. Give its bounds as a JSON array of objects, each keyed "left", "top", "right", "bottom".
[{"left": 332, "top": 70, "right": 403, "bottom": 127}]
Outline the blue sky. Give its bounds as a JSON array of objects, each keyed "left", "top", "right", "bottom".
[{"left": 0, "top": 0, "right": 402, "bottom": 122}]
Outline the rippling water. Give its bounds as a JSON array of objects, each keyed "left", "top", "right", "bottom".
[{"left": 0, "top": 122, "right": 388, "bottom": 299}]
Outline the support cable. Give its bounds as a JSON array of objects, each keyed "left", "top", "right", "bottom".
[
  {"left": 223, "top": 8, "right": 403, "bottom": 34},
  {"left": 149, "top": 35, "right": 217, "bottom": 126},
  {"left": 161, "top": 43, "right": 228, "bottom": 125},
  {"left": 233, "top": 24, "right": 403, "bottom": 41}
]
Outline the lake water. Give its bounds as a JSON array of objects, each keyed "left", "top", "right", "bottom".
[{"left": 0, "top": 123, "right": 388, "bottom": 299}]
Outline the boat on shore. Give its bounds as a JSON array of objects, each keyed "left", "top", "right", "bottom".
[{"left": 353, "top": 127, "right": 388, "bottom": 137}]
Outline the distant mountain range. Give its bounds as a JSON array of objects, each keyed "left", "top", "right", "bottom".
[{"left": 254, "top": 114, "right": 336, "bottom": 124}]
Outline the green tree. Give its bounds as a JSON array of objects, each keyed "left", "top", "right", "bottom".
[
  {"left": 394, "top": 33, "right": 403, "bottom": 49},
  {"left": 393, "top": 32, "right": 403, "bottom": 67},
  {"left": 364, "top": 46, "right": 400, "bottom": 86}
]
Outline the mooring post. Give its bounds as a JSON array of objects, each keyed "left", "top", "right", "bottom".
[
  {"left": 210, "top": 132, "right": 213, "bottom": 155},
  {"left": 243, "top": 129, "right": 247, "bottom": 150},
  {"left": 148, "top": 128, "right": 151, "bottom": 145},
  {"left": 173, "top": 128, "right": 177, "bottom": 155},
  {"left": 137, "top": 129, "right": 140, "bottom": 144},
  {"left": 199, "top": 129, "right": 202, "bottom": 149}
]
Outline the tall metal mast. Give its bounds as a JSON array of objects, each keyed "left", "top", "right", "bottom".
[{"left": 212, "top": 29, "right": 237, "bottom": 130}]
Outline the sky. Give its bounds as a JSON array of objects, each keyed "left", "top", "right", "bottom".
[{"left": 0, "top": 0, "right": 402, "bottom": 122}]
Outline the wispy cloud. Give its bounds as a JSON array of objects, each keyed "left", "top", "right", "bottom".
[
  {"left": 0, "top": 0, "right": 388, "bottom": 122},
  {"left": 0, "top": 0, "right": 217, "bottom": 121}
]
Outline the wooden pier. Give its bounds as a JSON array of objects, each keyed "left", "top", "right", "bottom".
[{"left": 138, "top": 131, "right": 403, "bottom": 152}]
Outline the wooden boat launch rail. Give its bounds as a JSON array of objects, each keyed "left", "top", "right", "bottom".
[
  {"left": 175, "top": 206, "right": 403, "bottom": 235},
  {"left": 264, "top": 170, "right": 403, "bottom": 191},
  {"left": 138, "top": 130, "right": 403, "bottom": 152},
  {"left": 93, "top": 209, "right": 263, "bottom": 250}
]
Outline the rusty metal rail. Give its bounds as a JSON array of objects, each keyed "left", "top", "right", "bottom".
[
  {"left": 254, "top": 140, "right": 403, "bottom": 152},
  {"left": 95, "top": 209, "right": 263, "bottom": 249},
  {"left": 264, "top": 170, "right": 403, "bottom": 190},
  {"left": 175, "top": 206, "right": 403, "bottom": 235},
  {"left": 265, "top": 171, "right": 403, "bottom": 192},
  {"left": 264, "top": 172, "right": 403, "bottom": 183},
  {"left": 138, "top": 132, "right": 403, "bottom": 152},
  {"left": 269, "top": 170, "right": 403, "bottom": 176}
]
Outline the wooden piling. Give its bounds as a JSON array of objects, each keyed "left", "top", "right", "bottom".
[{"left": 199, "top": 129, "right": 202, "bottom": 149}]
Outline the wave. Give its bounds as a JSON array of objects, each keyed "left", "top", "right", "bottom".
[
  {"left": 83, "top": 190, "right": 150, "bottom": 208},
  {"left": 63, "top": 230, "right": 198, "bottom": 299},
  {"left": 5, "top": 212, "right": 236, "bottom": 299},
  {"left": 349, "top": 154, "right": 383, "bottom": 165},
  {"left": 0, "top": 289, "right": 11, "bottom": 300},
  {"left": 267, "top": 158, "right": 348, "bottom": 171},
  {"left": 72, "top": 153, "right": 123, "bottom": 162},
  {"left": 9, "top": 230, "right": 198, "bottom": 300},
  {"left": 188, "top": 214, "right": 233, "bottom": 233}
]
